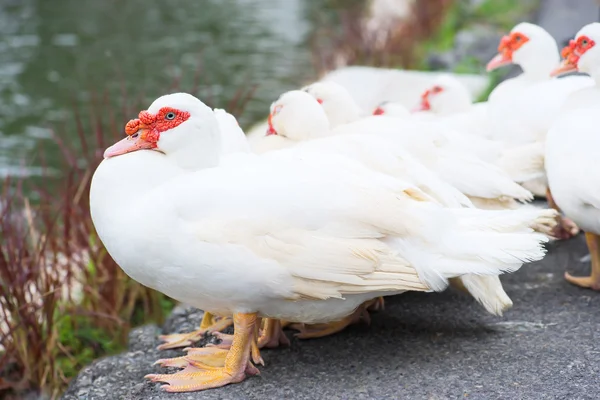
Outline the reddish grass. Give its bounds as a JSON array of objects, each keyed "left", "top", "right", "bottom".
[
  {"left": 0, "top": 63, "right": 255, "bottom": 398},
  {"left": 0, "top": 93, "right": 166, "bottom": 399}
]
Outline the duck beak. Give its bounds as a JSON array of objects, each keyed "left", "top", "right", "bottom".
[
  {"left": 486, "top": 52, "right": 512, "bottom": 72},
  {"left": 550, "top": 59, "right": 577, "bottom": 77},
  {"left": 104, "top": 129, "right": 156, "bottom": 158}
]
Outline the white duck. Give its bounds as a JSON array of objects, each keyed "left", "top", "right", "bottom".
[
  {"left": 320, "top": 66, "right": 489, "bottom": 111},
  {"left": 552, "top": 23, "right": 600, "bottom": 112},
  {"left": 257, "top": 92, "right": 470, "bottom": 208},
  {"left": 247, "top": 68, "right": 488, "bottom": 143},
  {"left": 301, "top": 81, "right": 366, "bottom": 128},
  {"left": 262, "top": 91, "right": 557, "bottom": 313},
  {"left": 297, "top": 84, "right": 537, "bottom": 210},
  {"left": 546, "top": 105, "right": 600, "bottom": 290},
  {"left": 91, "top": 93, "right": 550, "bottom": 392},
  {"left": 486, "top": 22, "right": 593, "bottom": 144},
  {"left": 411, "top": 74, "right": 489, "bottom": 133},
  {"left": 546, "top": 23, "right": 600, "bottom": 289},
  {"left": 485, "top": 22, "right": 593, "bottom": 199},
  {"left": 408, "top": 76, "right": 547, "bottom": 185}
]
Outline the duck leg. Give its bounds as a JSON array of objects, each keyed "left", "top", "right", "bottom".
[
  {"left": 157, "top": 312, "right": 233, "bottom": 350},
  {"left": 208, "top": 318, "right": 291, "bottom": 350},
  {"left": 546, "top": 189, "right": 579, "bottom": 240},
  {"left": 146, "top": 312, "right": 261, "bottom": 392},
  {"left": 154, "top": 347, "right": 230, "bottom": 369},
  {"left": 156, "top": 323, "right": 264, "bottom": 369},
  {"left": 368, "top": 296, "right": 385, "bottom": 311},
  {"left": 290, "top": 299, "right": 377, "bottom": 339},
  {"left": 258, "top": 318, "right": 291, "bottom": 348},
  {"left": 565, "top": 232, "right": 600, "bottom": 290}
]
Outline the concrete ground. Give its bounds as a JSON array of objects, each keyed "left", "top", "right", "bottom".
[{"left": 63, "top": 233, "right": 600, "bottom": 400}]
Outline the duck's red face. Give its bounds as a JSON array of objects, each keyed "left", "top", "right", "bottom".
[
  {"left": 486, "top": 32, "right": 530, "bottom": 71},
  {"left": 104, "top": 107, "right": 190, "bottom": 158},
  {"left": 551, "top": 35, "right": 596, "bottom": 76},
  {"left": 413, "top": 85, "right": 444, "bottom": 112},
  {"left": 372, "top": 106, "right": 386, "bottom": 115},
  {"left": 266, "top": 104, "right": 282, "bottom": 136}
]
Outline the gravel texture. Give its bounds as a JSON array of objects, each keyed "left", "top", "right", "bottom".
[{"left": 63, "top": 233, "right": 600, "bottom": 400}]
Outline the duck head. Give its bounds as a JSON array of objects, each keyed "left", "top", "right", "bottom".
[
  {"left": 487, "top": 23, "right": 559, "bottom": 77},
  {"left": 104, "top": 93, "right": 222, "bottom": 169},
  {"left": 413, "top": 75, "right": 472, "bottom": 115},
  {"left": 551, "top": 23, "right": 600, "bottom": 81},
  {"left": 266, "top": 90, "right": 330, "bottom": 141},
  {"left": 301, "top": 81, "right": 362, "bottom": 128}
]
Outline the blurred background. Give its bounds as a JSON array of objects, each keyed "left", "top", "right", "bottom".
[{"left": 0, "top": 0, "right": 598, "bottom": 398}]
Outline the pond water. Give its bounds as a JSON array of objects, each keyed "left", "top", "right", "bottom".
[{"left": 0, "top": 0, "right": 331, "bottom": 179}]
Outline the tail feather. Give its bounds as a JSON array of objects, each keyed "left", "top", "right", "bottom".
[
  {"left": 437, "top": 152, "right": 534, "bottom": 202},
  {"left": 386, "top": 229, "right": 547, "bottom": 292},
  {"left": 454, "top": 275, "right": 513, "bottom": 316},
  {"left": 449, "top": 207, "right": 558, "bottom": 233},
  {"left": 385, "top": 206, "right": 550, "bottom": 292}
]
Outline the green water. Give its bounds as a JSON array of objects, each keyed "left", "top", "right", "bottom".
[{"left": 0, "top": 0, "right": 332, "bottom": 178}]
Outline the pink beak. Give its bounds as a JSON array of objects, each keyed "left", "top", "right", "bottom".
[
  {"left": 486, "top": 52, "right": 512, "bottom": 72},
  {"left": 550, "top": 59, "right": 578, "bottom": 77},
  {"left": 103, "top": 131, "right": 156, "bottom": 158}
]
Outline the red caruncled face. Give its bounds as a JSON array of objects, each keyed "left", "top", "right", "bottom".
[
  {"left": 486, "top": 31, "right": 529, "bottom": 71},
  {"left": 415, "top": 85, "right": 443, "bottom": 112},
  {"left": 561, "top": 35, "right": 596, "bottom": 67},
  {"left": 103, "top": 107, "right": 191, "bottom": 158},
  {"left": 498, "top": 32, "right": 529, "bottom": 59},
  {"left": 125, "top": 107, "right": 191, "bottom": 146}
]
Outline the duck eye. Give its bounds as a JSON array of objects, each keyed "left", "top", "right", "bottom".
[
  {"left": 165, "top": 112, "right": 176, "bottom": 120},
  {"left": 581, "top": 39, "right": 588, "bottom": 47},
  {"left": 514, "top": 35, "right": 521, "bottom": 41},
  {"left": 272, "top": 105, "right": 283, "bottom": 115}
]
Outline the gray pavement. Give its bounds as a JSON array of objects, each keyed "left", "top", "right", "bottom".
[{"left": 63, "top": 233, "right": 600, "bottom": 400}]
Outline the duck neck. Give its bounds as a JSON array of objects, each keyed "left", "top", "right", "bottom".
[
  {"left": 159, "top": 121, "right": 223, "bottom": 171},
  {"left": 170, "top": 142, "right": 221, "bottom": 171},
  {"left": 519, "top": 55, "right": 560, "bottom": 81},
  {"left": 90, "top": 152, "right": 183, "bottom": 219},
  {"left": 586, "top": 67, "right": 600, "bottom": 86},
  {"left": 520, "top": 65, "right": 555, "bottom": 81}
]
